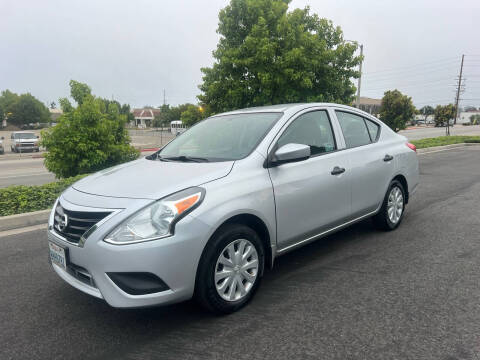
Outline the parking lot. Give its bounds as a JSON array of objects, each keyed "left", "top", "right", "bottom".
[{"left": 1, "top": 146, "right": 480, "bottom": 360}]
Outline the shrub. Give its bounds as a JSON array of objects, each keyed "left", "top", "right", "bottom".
[
  {"left": 0, "top": 175, "right": 86, "bottom": 216},
  {"left": 41, "top": 80, "right": 139, "bottom": 178}
]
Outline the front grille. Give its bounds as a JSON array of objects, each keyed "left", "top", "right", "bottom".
[
  {"left": 53, "top": 202, "right": 111, "bottom": 244},
  {"left": 19, "top": 142, "right": 35, "bottom": 147}
]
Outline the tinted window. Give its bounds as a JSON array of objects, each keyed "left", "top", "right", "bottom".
[
  {"left": 365, "top": 119, "right": 380, "bottom": 141},
  {"left": 277, "top": 110, "right": 336, "bottom": 156},
  {"left": 336, "top": 111, "right": 371, "bottom": 148},
  {"left": 159, "top": 112, "right": 281, "bottom": 161}
]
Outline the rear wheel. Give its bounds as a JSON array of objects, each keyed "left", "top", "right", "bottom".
[
  {"left": 373, "top": 180, "right": 406, "bottom": 231},
  {"left": 195, "top": 224, "right": 264, "bottom": 314}
]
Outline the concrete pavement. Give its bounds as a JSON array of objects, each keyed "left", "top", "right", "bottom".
[{"left": 1, "top": 147, "right": 480, "bottom": 359}]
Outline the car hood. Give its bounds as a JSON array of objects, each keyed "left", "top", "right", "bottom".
[{"left": 72, "top": 158, "right": 234, "bottom": 200}]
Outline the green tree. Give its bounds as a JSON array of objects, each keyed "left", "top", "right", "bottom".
[
  {"left": 0, "top": 90, "right": 20, "bottom": 122},
  {"left": 198, "top": 0, "right": 362, "bottom": 114},
  {"left": 41, "top": 80, "right": 139, "bottom": 178},
  {"left": 180, "top": 105, "right": 204, "bottom": 126},
  {"left": 419, "top": 105, "right": 434, "bottom": 121},
  {"left": 379, "top": 90, "right": 416, "bottom": 132},
  {"left": 434, "top": 104, "right": 456, "bottom": 127},
  {"left": 69, "top": 80, "right": 91, "bottom": 105},
  {"left": 7, "top": 93, "right": 50, "bottom": 126}
]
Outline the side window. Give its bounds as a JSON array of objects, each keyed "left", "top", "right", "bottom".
[
  {"left": 336, "top": 111, "right": 371, "bottom": 148},
  {"left": 365, "top": 119, "right": 380, "bottom": 141},
  {"left": 277, "top": 110, "right": 336, "bottom": 156}
]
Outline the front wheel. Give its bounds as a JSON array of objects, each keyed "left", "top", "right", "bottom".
[
  {"left": 195, "top": 224, "right": 264, "bottom": 314},
  {"left": 373, "top": 180, "right": 406, "bottom": 231}
]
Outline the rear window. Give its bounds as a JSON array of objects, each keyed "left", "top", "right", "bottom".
[
  {"left": 335, "top": 111, "right": 371, "bottom": 148},
  {"left": 365, "top": 119, "right": 380, "bottom": 141}
]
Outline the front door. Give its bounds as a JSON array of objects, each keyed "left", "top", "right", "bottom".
[{"left": 268, "top": 109, "right": 351, "bottom": 251}]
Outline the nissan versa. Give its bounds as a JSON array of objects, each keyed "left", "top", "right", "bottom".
[{"left": 48, "top": 103, "right": 419, "bottom": 314}]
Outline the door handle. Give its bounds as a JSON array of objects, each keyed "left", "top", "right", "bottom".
[
  {"left": 331, "top": 166, "right": 345, "bottom": 175},
  {"left": 383, "top": 154, "right": 394, "bottom": 162}
]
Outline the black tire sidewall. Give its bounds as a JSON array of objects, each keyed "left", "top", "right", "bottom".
[{"left": 195, "top": 224, "right": 264, "bottom": 314}]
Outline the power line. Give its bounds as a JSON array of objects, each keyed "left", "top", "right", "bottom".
[
  {"left": 363, "top": 65, "right": 458, "bottom": 82},
  {"left": 362, "top": 56, "right": 459, "bottom": 75}
]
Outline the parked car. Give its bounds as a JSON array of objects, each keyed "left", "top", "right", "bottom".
[
  {"left": 10, "top": 131, "right": 40, "bottom": 152},
  {"left": 0, "top": 137, "right": 4, "bottom": 154},
  {"left": 48, "top": 103, "right": 419, "bottom": 314}
]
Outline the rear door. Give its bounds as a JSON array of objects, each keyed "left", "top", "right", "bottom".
[
  {"left": 268, "top": 108, "right": 351, "bottom": 251},
  {"left": 334, "top": 110, "right": 395, "bottom": 218}
]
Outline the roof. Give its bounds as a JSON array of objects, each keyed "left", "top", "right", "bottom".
[
  {"left": 132, "top": 108, "right": 161, "bottom": 118},
  {"left": 215, "top": 103, "right": 376, "bottom": 119}
]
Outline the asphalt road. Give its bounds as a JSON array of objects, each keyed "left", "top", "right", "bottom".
[
  {"left": 0, "top": 157, "right": 55, "bottom": 188},
  {"left": 1, "top": 146, "right": 480, "bottom": 360}
]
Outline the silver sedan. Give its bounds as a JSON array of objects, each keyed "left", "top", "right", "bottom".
[{"left": 47, "top": 103, "right": 419, "bottom": 314}]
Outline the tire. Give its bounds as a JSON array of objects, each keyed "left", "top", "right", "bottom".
[
  {"left": 195, "top": 223, "right": 264, "bottom": 314},
  {"left": 373, "top": 180, "right": 406, "bottom": 231}
]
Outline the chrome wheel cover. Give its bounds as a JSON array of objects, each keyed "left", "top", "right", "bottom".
[
  {"left": 387, "top": 186, "right": 404, "bottom": 224},
  {"left": 214, "top": 239, "right": 259, "bottom": 302}
]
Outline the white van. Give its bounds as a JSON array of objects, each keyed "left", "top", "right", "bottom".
[{"left": 170, "top": 120, "right": 186, "bottom": 135}]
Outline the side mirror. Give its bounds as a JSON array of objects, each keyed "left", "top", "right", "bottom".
[
  {"left": 271, "top": 143, "right": 310, "bottom": 166},
  {"left": 0, "top": 137, "right": 4, "bottom": 140},
  {"left": 37, "top": 135, "right": 40, "bottom": 139}
]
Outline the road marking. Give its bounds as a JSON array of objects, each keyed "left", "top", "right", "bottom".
[{"left": 0, "top": 224, "right": 47, "bottom": 238}]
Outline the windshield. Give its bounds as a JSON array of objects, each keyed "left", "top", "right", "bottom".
[
  {"left": 15, "top": 133, "right": 37, "bottom": 139},
  {"left": 159, "top": 112, "right": 282, "bottom": 161}
]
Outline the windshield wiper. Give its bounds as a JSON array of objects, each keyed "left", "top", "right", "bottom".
[{"left": 160, "top": 155, "right": 210, "bottom": 163}]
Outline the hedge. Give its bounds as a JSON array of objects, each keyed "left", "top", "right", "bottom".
[{"left": 0, "top": 174, "right": 87, "bottom": 217}]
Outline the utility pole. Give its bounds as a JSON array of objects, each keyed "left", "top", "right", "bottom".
[
  {"left": 355, "top": 44, "right": 363, "bottom": 108},
  {"left": 453, "top": 55, "right": 465, "bottom": 131},
  {"left": 163, "top": 89, "right": 166, "bottom": 106}
]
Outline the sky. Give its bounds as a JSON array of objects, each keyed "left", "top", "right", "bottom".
[{"left": 1, "top": 0, "right": 479, "bottom": 109}]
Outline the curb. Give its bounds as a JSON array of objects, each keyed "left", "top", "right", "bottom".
[
  {"left": 417, "top": 143, "right": 480, "bottom": 154},
  {"left": 0, "top": 209, "right": 50, "bottom": 232}
]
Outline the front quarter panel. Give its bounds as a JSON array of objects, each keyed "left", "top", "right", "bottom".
[{"left": 192, "top": 152, "right": 277, "bottom": 254}]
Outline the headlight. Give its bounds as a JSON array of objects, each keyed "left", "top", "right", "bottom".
[{"left": 104, "top": 187, "right": 205, "bottom": 245}]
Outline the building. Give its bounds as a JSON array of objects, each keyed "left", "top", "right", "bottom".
[
  {"left": 49, "top": 108, "right": 63, "bottom": 122},
  {"left": 357, "top": 97, "right": 382, "bottom": 116},
  {"left": 458, "top": 111, "right": 480, "bottom": 124},
  {"left": 131, "top": 108, "right": 161, "bottom": 127}
]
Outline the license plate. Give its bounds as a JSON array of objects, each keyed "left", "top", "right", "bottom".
[{"left": 49, "top": 241, "right": 67, "bottom": 271}]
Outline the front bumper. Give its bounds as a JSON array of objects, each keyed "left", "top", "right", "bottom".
[
  {"left": 15, "top": 146, "right": 39, "bottom": 152},
  {"left": 48, "top": 198, "right": 212, "bottom": 308}
]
